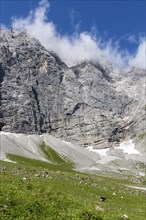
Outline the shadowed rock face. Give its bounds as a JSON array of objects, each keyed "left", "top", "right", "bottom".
[{"left": 0, "top": 30, "right": 145, "bottom": 147}]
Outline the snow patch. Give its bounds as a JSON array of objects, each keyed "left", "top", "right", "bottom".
[
  {"left": 119, "top": 168, "right": 130, "bottom": 171},
  {"left": 89, "top": 167, "right": 100, "bottom": 171},
  {"left": 117, "top": 140, "right": 141, "bottom": 155},
  {"left": 138, "top": 172, "right": 145, "bottom": 177},
  {"left": 62, "top": 140, "right": 71, "bottom": 144},
  {"left": 86, "top": 146, "right": 109, "bottom": 156}
]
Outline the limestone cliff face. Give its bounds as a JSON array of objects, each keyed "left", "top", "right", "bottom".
[{"left": 0, "top": 30, "right": 145, "bottom": 147}]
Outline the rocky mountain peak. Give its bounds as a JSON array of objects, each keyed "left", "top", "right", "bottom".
[{"left": 0, "top": 30, "right": 145, "bottom": 148}]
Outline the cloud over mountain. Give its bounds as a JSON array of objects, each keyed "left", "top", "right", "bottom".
[{"left": 11, "top": 0, "right": 145, "bottom": 69}]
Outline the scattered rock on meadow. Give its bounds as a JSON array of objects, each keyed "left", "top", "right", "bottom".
[
  {"left": 99, "top": 196, "right": 106, "bottom": 202},
  {"left": 95, "top": 204, "right": 104, "bottom": 211},
  {"left": 122, "top": 214, "right": 129, "bottom": 219}
]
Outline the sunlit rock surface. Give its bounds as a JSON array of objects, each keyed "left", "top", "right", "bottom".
[{"left": 0, "top": 30, "right": 145, "bottom": 148}]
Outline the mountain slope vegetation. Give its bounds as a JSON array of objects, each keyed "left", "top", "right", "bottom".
[{"left": 0, "top": 154, "right": 145, "bottom": 220}]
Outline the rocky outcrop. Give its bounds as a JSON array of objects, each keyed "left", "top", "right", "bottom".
[{"left": 0, "top": 30, "right": 145, "bottom": 147}]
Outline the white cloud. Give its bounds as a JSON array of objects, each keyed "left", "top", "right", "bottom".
[
  {"left": 129, "top": 38, "right": 146, "bottom": 69},
  {"left": 11, "top": 0, "right": 145, "bottom": 70},
  {"left": 127, "top": 35, "right": 137, "bottom": 43},
  {"left": 69, "top": 9, "right": 81, "bottom": 33}
]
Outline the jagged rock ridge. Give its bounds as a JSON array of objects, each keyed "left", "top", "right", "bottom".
[{"left": 0, "top": 30, "right": 145, "bottom": 147}]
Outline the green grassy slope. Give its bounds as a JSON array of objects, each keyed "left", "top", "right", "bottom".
[
  {"left": 39, "top": 141, "right": 74, "bottom": 168},
  {"left": 0, "top": 154, "right": 145, "bottom": 220}
]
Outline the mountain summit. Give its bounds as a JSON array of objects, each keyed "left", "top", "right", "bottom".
[{"left": 0, "top": 30, "right": 145, "bottom": 148}]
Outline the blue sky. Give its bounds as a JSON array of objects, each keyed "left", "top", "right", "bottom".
[
  {"left": 1, "top": 1, "right": 145, "bottom": 39},
  {"left": 1, "top": 0, "right": 145, "bottom": 69}
]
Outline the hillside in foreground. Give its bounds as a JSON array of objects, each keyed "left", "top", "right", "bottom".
[{"left": 0, "top": 154, "right": 146, "bottom": 220}]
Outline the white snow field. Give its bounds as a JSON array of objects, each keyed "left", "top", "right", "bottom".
[
  {"left": 117, "top": 140, "right": 142, "bottom": 155},
  {"left": 86, "top": 146, "right": 109, "bottom": 156}
]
